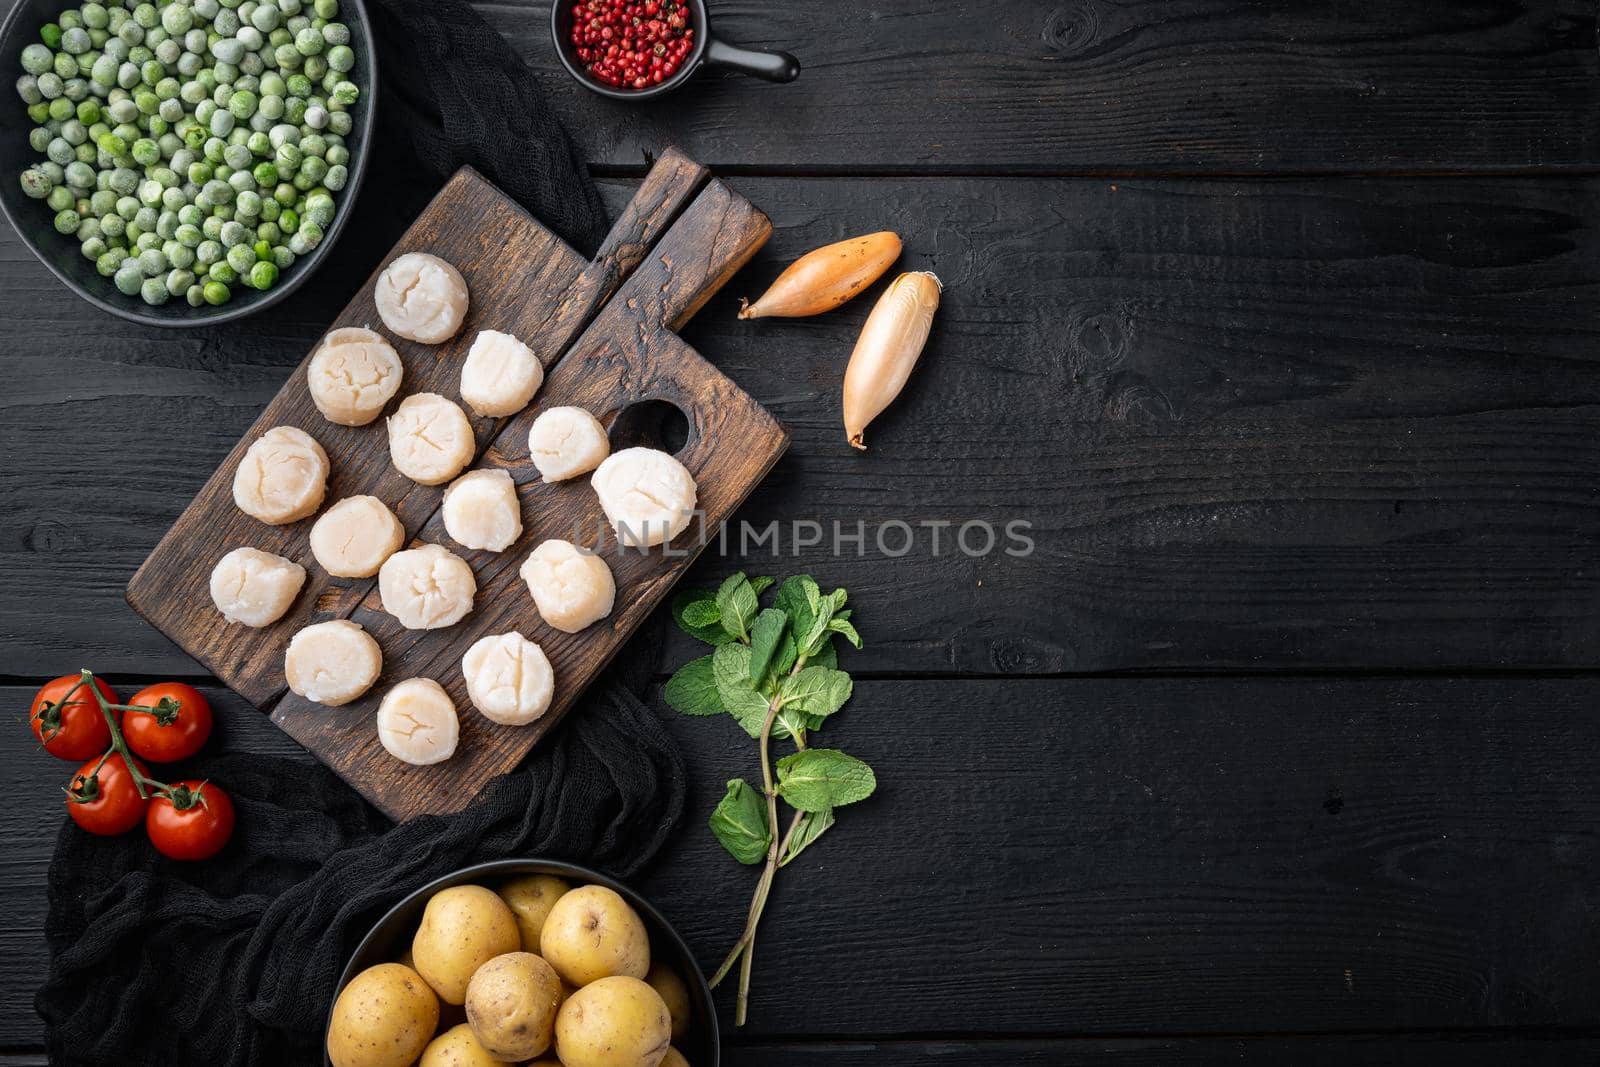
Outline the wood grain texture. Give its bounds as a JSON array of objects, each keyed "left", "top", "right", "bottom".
[
  {"left": 483, "top": 0, "right": 1600, "bottom": 173},
  {"left": 8, "top": 677, "right": 1600, "bottom": 1045},
  {"left": 9, "top": 174, "right": 1600, "bottom": 677},
  {"left": 271, "top": 177, "right": 783, "bottom": 820}
]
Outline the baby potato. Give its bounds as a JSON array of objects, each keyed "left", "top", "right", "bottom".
[
  {"left": 554, "top": 975, "right": 672, "bottom": 1067},
  {"left": 645, "top": 962, "right": 691, "bottom": 1042},
  {"left": 661, "top": 1048, "right": 690, "bottom": 1067},
  {"left": 464, "top": 951, "right": 563, "bottom": 1060},
  {"left": 419, "top": 1023, "right": 502, "bottom": 1067},
  {"left": 412, "top": 885, "right": 522, "bottom": 1005},
  {"left": 541, "top": 885, "right": 650, "bottom": 986},
  {"left": 498, "top": 874, "right": 571, "bottom": 952},
  {"left": 326, "top": 962, "right": 439, "bottom": 1067}
]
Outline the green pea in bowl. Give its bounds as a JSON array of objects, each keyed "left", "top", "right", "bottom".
[{"left": 0, "top": 0, "right": 375, "bottom": 327}]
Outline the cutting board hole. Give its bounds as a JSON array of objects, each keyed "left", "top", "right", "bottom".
[{"left": 608, "top": 399, "right": 690, "bottom": 455}]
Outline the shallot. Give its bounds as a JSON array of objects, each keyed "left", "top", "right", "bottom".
[
  {"left": 739, "top": 232, "right": 902, "bottom": 320},
  {"left": 842, "top": 271, "right": 942, "bottom": 450}
]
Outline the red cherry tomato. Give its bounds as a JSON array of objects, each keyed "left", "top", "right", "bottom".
[
  {"left": 123, "top": 683, "right": 213, "bottom": 763},
  {"left": 30, "top": 674, "right": 119, "bottom": 761},
  {"left": 66, "top": 754, "right": 150, "bottom": 836},
  {"left": 146, "top": 781, "right": 235, "bottom": 861}
]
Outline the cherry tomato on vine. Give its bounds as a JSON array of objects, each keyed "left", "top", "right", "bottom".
[
  {"left": 123, "top": 683, "right": 213, "bottom": 763},
  {"left": 66, "top": 754, "right": 149, "bottom": 836},
  {"left": 145, "top": 781, "right": 235, "bottom": 861},
  {"left": 30, "top": 674, "right": 119, "bottom": 761}
]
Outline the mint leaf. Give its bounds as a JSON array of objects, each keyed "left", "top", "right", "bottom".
[
  {"left": 808, "top": 638, "right": 838, "bottom": 670},
  {"left": 709, "top": 779, "right": 770, "bottom": 864},
  {"left": 775, "top": 749, "right": 876, "bottom": 813},
  {"left": 663, "top": 655, "right": 721, "bottom": 716},
  {"left": 716, "top": 572, "right": 758, "bottom": 641},
  {"left": 774, "top": 629, "right": 799, "bottom": 676},
  {"left": 780, "top": 807, "right": 834, "bottom": 867},
  {"left": 774, "top": 705, "right": 812, "bottom": 745},
  {"left": 828, "top": 616, "right": 862, "bottom": 649},
  {"left": 778, "top": 666, "right": 852, "bottom": 720},
  {"left": 747, "top": 608, "right": 788, "bottom": 685},
  {"left": 672, "top": 589, "right": 734, "bottom": 645},
  {"left": 775, "top": 575, "right": 820, "bottom": 641},
  {"left": 713, "top": 643, "right": 772, "bottom": 735},
  {"left": 749, "top": 575, "right": 776, "bottom": 598}
]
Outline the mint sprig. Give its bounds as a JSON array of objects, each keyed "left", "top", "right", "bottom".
[{"left": 663, "top": 572, "right": 876, "bottom": 1026}]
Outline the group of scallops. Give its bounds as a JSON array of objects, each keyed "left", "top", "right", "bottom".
[{"left": 208, "top": 252, "right": 699, "bottom": 767}]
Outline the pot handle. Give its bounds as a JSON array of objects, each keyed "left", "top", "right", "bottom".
[{"left": 703, "top": 35, "right": 800, "bottom": 83}]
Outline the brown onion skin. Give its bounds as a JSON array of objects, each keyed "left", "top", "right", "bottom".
[{"left": 740, "top": 232, "right": 903, "bottom": 320}]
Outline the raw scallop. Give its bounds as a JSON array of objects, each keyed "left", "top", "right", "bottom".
[
  {"left": 442, "top": 469, "right": 522, "bottom": 553},
  {"left": 376, "top": 678, "right": 460, "bottom": 766},
  {"left": 387, "top": 392, "right": 475, "bottom": 485},
  {"left": 527, "top": 406, "right": 609, "bottom": 483},
  {"left": 461, "top": 631, "right": 553, "bottom": 726},
  {"left": 460, "top": 330, "right": 542, "bottom": 417},
  {"left": 309, "top": 495, "right": 406, "bottom": 578},
  {"left": 209, "top": 547, "right": 306, "bottom": 627},
  {"left": 306, "top": 327, "right": 403, "bottom": 426},
  {"left": 284, "top": 619, "right": 382, "bottom": 706},
  {"left": 378, "top": 543, "right": 477, "bottom": 630},
  {"left": 590, "top": 447, "right": 697, "bottom": 548},
  {"left": 232, "top": 425, "right": 329, "bottom": 525},
  {"left": 519, "top": 539, "right": 615, "bottom": 634},
  {"left": 374, "top": 252, "right": 469, "bottom": 343}
]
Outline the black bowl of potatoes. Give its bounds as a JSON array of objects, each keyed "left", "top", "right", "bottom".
[{"left": 326, "top": 859, "right": 715, "bottom": 1067}]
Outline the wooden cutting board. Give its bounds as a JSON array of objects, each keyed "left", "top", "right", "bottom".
[{"left": 126, "top": 150, "right": 787, "bottom": 820}]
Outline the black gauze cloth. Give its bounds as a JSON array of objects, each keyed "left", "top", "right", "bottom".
[
  {"left": 38, "top": 3, "right": 679, "bottom": 1061},
  {"left": 37, "top": 621, "right": 684, "bottom": 1065}
]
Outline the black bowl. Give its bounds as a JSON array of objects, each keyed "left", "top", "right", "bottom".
[
  {"left": 326, "top": 858, "right": 719, "bottom": 1066},
  {"left": 551, "top": 0, "right": 798, "bottom": 102},
  {"left": 0, "top": 0, "right": 377, "bottom": 327}
]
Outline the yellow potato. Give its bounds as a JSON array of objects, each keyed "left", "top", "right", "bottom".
[
  {"left": 326, "top": 963, "right": 439, "bottom": 1067},
  {"left": 497, "top": 874, "right": 571, "bottom": 952},
  {"left": 419, "top": 1023, "right": 501, "bottom": 1067},
  {"left": 661, "top": 1048, "right": 690, "bottom": 1067},
  {"left": 412, "top": 885, "right": 522, "bottom": 1005},
  {"left": 464, "top": 951, "right": 563, "bottom": 1060},
  {"left": 645, "top": 962, "right": 691, "bottom": 1042},
  {"left": 540, "top": 885, "right": 650, "bottom": 986},
  {"left": 554, "top": 976, "right": 672, "bottom": 1067}
]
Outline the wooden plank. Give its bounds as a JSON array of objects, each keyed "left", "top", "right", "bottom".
[
  {"left": 7, "top": 174, "right": 1600, "bottom": 677},
  {"left": 483, "top": 0, "right": 1600, "bottom": 172},
  {"left": 9, "top": 676, "right": 1600, "bottom": 1043},
  {"left": 125, "top": 153, "right": 713, "bottom": 707},
  {"left": 720, "top": 1036, "right": 1600, "bottom": 1066},
  {"left": 271, "top": 177, "right": 782, "bottom": 820}
]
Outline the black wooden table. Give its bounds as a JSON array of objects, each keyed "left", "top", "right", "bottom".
[{"left": 4, "top": 2, "right": 1600, "bottom": 1063}]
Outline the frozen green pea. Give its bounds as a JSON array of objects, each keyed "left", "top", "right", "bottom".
[
  {"left": 54, "top": 208, "right": 81, "bottom": 233},
  {"left": 39, "top": 22, "right": 64, "bottom": 48},
  {"left": 153, "top": 39, "right": 179, "bottom": 67},
  {"left": 196, "top": 238, "right": 222, "bottom": 264},
  {"left": 61, "top": 26, "right": 92, "bottom": 54},
  {"left": 257, "top": 195, "right": 279, "bottom": 222},
  {"left": 247, "top": 258, "right": 276, "bottom": 289},
  {"left": 136, "top": 247, "right": 166, "bottom": 275},
  {"left": 115, "top": 61, "right": 139, "bottom": 89},
  {"left": 201, "top": 214, "right": 223, "bottom": 238},
  {"left": 222, "top": 141, "right": 252, "bottom": 169},
  {"left": 90, "top": 189, "right": 118, "bottom": 215},
  {"left": 115, "top": 194, "right": 139, "bottom": 218},
  {"left": 52, "top": 52, "right": 78, "bottom": 79},
  {"left": 159, "top": 4, "right": 192, "bottom": 34},
  {"left": 48, "top": 137, "right": 75, "bottom": 165},
  {"left": 284, "top": 72, "right": 310, "bottom": 98},
  {"left": 209, "top": 108, "right": 234, "bottom": 136},
  {"left": 81, "top": 235, "right": 106, "bottom": 260},
  {"left": 27, "top": 102, "right": 50, "bottom": 124},
  {"left": 224, "top": 242, "right": 254, "bottom": 271},
  {"left": 272, "top": 43, "right": 301, "bottom": 70},
  {"left": 37, "top": 71, "right": 64, "bottom": 98},
  {"left": 302, "top": 54, "right": 326, "bottom": 81},
  {"left": 166, "top": 267, "right": 195, "bottom": 292},
  {"left": 76, "top": 98, "right": 101, "bottom": 124},
  {"left": 140, "top": 275, "right": 168, "bottom": 304},
  {"left": 214, "top": 60, "right": 238, "bottom": 84},
  {"left": 48, "top": 95, "right": 76, "bottom": 121},
  {"left": 235, "top": 189, "right": 262, "bottom": 216},
  {"left": 132, "top": 205, "right": 157, "bottom": 230},
  {"left": 21, "top": 44, "right": 54, "bottom": 77},
  {"left": 179, "top": 78, "right": 206, "bottom": 104},
  {"left": 114, "top": 262, "right": 143, "bottom": 293},
  {"left": 186, "top": 161, "right": 212, "bottom": 184},
  {"left": 219, "top": 219, "right": 247, "bottom": 246},
  {"left": 130, "top": 137, "right": 159, "bottom": 164},
  {"left": 154, "top": 76, "right": 179, "bottom": 101},
  {"left": 176, "top": 50, "right": 201, "bottom": 77},
  {"left": 158, "top": 96, "right": 184, "bottom": 122},
  {"left": 134, "top": 230, "right": 158, "bottom": 252},
  {"left": 196, "top": 0, "right": 221, "bottom": 18},
  {"left": 228, "top": 88, "right": 257, "bottom": 118},
  {"left": 97, "top": 250, "right": 123, "bottom": 276},
  {"left": 132, "top": 4, "right": 157, "bottom": 29},
  {"left": 273, "top": 142, "right": 299, "bottom": 169},
  {"left": 325, "top": 43, "right": 352, "bottom": 73},
  {"left": 64, "top": 160, "right": 96, "bottom": 188},
  {"left": 251, "top": 160, "right": 277, "bottom": 185},
  {"left": 210, "top": 36, "right": 244, "bottom": 65},
  {"left": 202, "top": 278, "right": 229, "bottom": 303},
  {"left": 60, "top": 117, "right": 87, "bottom": 144},
  {"left": 19, "top": 169, "right": 53, "bottom": 199},
  {"left": 186, "top": 282, "right": 206, "bottom": 307},
  {"left": 47, "top": 185, "right": 74, "bottom": 211},
  {"left": 100, "top": 212, "right": 125, "bottom": 237},
  {"left": 18, "top": 74, "right": 43, "bottom": 105},
  {"left": 95, "top": 130, "right": 126, "bottom": 155},
  {"left": 133, "top": 89, "right": 158, "bottom": 114},
  {"left": 245, "top": 130, "right": 271, "bottom": 155}
]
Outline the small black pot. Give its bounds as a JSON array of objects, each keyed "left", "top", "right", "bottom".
[
  {"left": 552, "top": 0, "right": 798, "bottom": 101},
  {"left": 325, "top": 858, "right": 719, "bottom": 1066}
]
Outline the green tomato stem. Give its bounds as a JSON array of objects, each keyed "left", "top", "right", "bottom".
[{"left": 78, "top": 668, "right": 171, "bottom": 801}]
